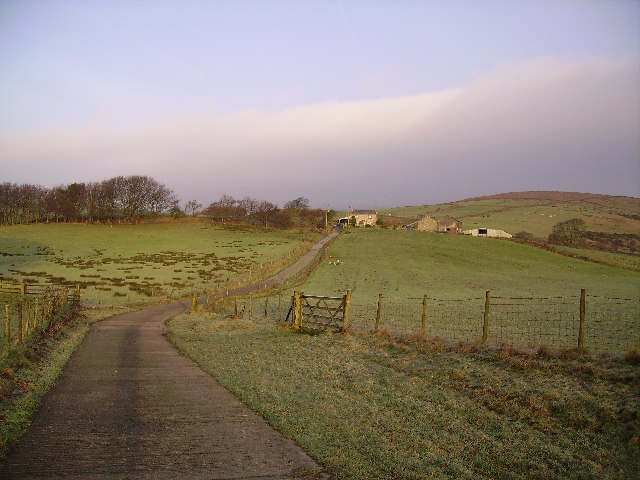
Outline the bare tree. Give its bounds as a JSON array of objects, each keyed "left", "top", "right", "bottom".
[
  {"left": 185, "top": 200, "right": 202, "bottom": 216},
  {"left": 254, "top": 200, "right": 278, "bottom": 227}
]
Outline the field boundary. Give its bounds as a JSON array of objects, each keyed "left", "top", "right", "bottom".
[
  {"left": 1, "top": 282, "right": 81, "bottom": 356},
  {"left": 209, "top": 288, "right": 639, "bottom": 353}
]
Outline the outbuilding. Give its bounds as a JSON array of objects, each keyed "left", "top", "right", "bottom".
[
  {"left": 463, "top": 228, "right": 513, "bottom": 238},
  {"left": 403, "top": 216, "right": 438, "bottom": 232}
]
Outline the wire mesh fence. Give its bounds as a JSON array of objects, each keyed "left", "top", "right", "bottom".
[
  {"left": 1, "top": 286, "right": 75, "bottom": 355},
  {"left": 212, "top": 289, "right": 640, "bottom": 353}
]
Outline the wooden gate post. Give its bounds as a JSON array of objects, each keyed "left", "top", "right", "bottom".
[
  {"left": 421, "top": 294, "right": 428, "bottom": 332},
  {"left": 342, "top": 289, "right": 352, "bottom": 331},
  {"left": 375, "top": 294, "right": 383, "bottom": 331},
  {"left": 578, "top": 288, "right": 586, "bottom": 348},
  {"left": 293, "top": 291, "right": 301, "bottom": 329},
  {"left": 482, "top": 290, "right": 491, "bottom": 343}
]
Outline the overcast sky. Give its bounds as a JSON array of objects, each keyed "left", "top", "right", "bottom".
[{"left": 1, "top": 0, "right": 639, "bottom": 209}]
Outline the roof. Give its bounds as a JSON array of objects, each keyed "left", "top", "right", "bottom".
[
  {"left": 352, "top": 210, "right": 377, "bottom": 215},
  {"left": 437, "top": 216, "right": 459, "bottom": 225}
]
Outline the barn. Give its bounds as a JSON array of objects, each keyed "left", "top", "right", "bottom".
[
  {"left": 437, "top": 216, "right": 462, "bottom": 234},
  {"left": 403, "top": 216, "right": 438, "bottom": 232},
  {"left": 463, "top": 228, "right": 513, "bottom": 238}
]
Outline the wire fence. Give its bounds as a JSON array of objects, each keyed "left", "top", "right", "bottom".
[
  {"left": 1, "top": 283, "right": 81, "bottom": 355},
  {"left": 204, "top": 290, "right": 640, "bottom": 353}
]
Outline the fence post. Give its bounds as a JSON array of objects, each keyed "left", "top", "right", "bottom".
[
  {"left": 421, "top": 294, "right": 428, "bottom": 332},
  {"left": 20, "top": 283, "right": 26, "bottom": 296},
  {"left": 375, "top": 294, "right": 383, "bottom": 331},
  {"left": 264, "top": 297, "right": 268, "bottom": 318},
  {"left": 278, "top": 295, "right": 282, "bottom": 320},
  {"left": 191, "top": 293, "right": 198, "bottom": 312},
  {"left": 18, "top": 302, "right": 23, "bottom": 344},
  {"left": 4, "top": 305, "right": 10, "bottom": 350},
  {"left": 234, "top": 298, "right": 238, "bottom": 317},
  {"left": 34, "top": 298, "right": 39, "bottom": 329},
  {"left": 24, "top": 304, "right": 30, "bottom": 337},
  {"left": 578, "top": 288, "right": 586, "bottom": 348},
  {"left": 482, "top": 290, "right": 491, "bottom": 343},
  {"left": 342, "top": 289, "right": 352, "bottom": 331}
]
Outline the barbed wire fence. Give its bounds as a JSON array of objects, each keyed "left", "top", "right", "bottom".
[{"left": 203, "top": 289, "right": 640, "bottom": 353}]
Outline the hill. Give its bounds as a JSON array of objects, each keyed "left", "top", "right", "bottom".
[{"left": 380, "top": 191, "right": 639, "bottom": 238}]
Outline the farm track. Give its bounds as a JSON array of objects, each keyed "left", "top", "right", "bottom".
[{"left": 0, "top": 232, "right": 338, "bottom": 479}]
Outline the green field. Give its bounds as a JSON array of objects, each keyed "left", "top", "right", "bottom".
[
  {"left": 0, "top": 221, "right": 321, "bottom": 305},
  {"left": 294, "top": 229, "right": 640, "bottom": 350},
  {"left": 167, "top": 313, "right": 640, "bottom": 480}
]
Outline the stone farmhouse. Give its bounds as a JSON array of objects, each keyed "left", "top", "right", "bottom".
[
  {"left": 352, "top": 209, "right": 378, "bottom": 226},
  {"left": 338, "top": 209, "right": 378, "bottom": 226}
]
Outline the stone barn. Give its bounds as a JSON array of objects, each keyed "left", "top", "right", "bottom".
[
  {"left": 437, "top": 216, "right": 462, "bottom": 234},
  {"left": 403, "top": 216, "right": 438, "bottom": 232}
]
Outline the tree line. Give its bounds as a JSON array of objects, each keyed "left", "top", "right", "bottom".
[
  {"left": 201, "top": 195, "right": 334, "bottom": 229},
  {"left": 1, "top": 176, "right": 177, "bottom": 224},
  {"left": 0, "top": 177, "right": 333, "bottom": 229}
]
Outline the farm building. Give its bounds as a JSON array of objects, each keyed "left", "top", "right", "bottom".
[
  {"left": 437, "top": 216, "right": 462, "bottom": 234},
  {"left": 463, "top": 228, "right": 513, "bottom": 238},
  {"left": 403, "top": 216, "right": 438, "bottom": 232},
  {"left": 351, "top": 209, "right": 378, "bottom": 226}
]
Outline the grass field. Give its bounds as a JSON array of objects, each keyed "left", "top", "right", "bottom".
[
  {"left": 167, "top": 313, "right": 640, "bottom": 480},
  {"left": 0, "top": 221, "right": 321, "bottom": 305},
  {"left": 299, "top": 229, "right": 639, "bottom": 299},
  {"left": 293, "top": 229, "right": 640, "bottom": 351}
]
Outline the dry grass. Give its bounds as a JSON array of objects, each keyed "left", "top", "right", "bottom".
[{"left": 167, "top": 312, "right": 640, "bottom": 480}]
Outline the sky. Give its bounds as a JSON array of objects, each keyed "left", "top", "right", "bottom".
[{"left": 1, "top": 0, "right": 639, "bottom": 210}]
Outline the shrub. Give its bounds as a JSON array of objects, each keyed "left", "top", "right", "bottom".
[{"left": 548, "top": 218, "right": 586, "bottom": 246}]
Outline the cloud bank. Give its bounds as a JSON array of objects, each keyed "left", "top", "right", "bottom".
[{"left": 2, "top": 57, "right": 638, "bottom": 209}]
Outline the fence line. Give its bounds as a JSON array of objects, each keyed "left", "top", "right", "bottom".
[
  {"left": 1, "top": 282, "right": 81, "bottom": 355},
  {"left": 203, "top": 289, "right": 639, "bottom": 353}
]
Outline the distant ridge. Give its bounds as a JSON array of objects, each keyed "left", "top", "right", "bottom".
[{"left": 462, "top": 191, "right": 639, "bottom": 204}]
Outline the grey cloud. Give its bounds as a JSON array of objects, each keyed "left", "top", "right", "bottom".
[{"left": 1, "top": 57, "right": 638, "bottom": 209}]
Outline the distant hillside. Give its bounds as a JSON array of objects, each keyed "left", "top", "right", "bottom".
[
  {"left": 462, "top": 190, "right": 638, "bottom": 204},
  {"left": 381, "top": 191, "right": 640, "bottom": 238}
]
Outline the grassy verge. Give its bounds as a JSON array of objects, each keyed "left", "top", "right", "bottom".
[
  {"left": 167, "top": 312, "right": 640, "bottom": 480},
  {"left": 0, "top": 307, "right": 89, "bottom": 459}
]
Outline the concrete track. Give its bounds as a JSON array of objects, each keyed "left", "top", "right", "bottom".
[{"left": 0, "top": 233, "right": 337, "bottom": 479}]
